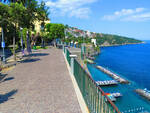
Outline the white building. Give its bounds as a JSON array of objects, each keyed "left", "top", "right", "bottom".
[
  {"left": 91, "top": 38, "right": 97, "bottom": 46},
  {"left": 86, "top": 31, "right": 91, "bottom": 37}
]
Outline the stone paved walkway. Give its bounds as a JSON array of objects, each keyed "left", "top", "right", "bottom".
[{"left": 0, "top": 48, "right": 81, "bottom": 113}]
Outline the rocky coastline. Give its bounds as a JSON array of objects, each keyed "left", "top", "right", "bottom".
[{"left": 100, "top": 41, "right": 145, "bottom": 47}]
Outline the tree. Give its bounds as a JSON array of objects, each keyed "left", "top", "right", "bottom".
[
  {"left": 45, "top": 23, "right": 65, "bottom": 47},
  {"left": 0, "top": 1, "right": 50, "bottom": 56},
  {"left": 9, "top": 2, "right": 26, "bottom": 60},
  {"left": 0, "top": 3, "right": 9, "bottom": 26},
  {"left": 37, "top": 1, "right": 49, "bottom": 25},
  {"left": 0, "top": 0, "right": 43, "bottom": 29},
  {"left": 0, "top": 3, "right": 17, "bottom": 48},
  {"left": 46, "top": 23, "right": 65, "bottom": 39},
  {"left": 37, "top": 1, "right": 49, "bottom": 48},
  {"left": 22, "top": 0, "right": 50, "bottom": 50},
  {"left": 0, "top": 0, "right": 26, "bottom": 5}
]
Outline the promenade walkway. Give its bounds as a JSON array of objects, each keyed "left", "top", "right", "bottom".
[{"left": 0, "top": 48, "right": 81, "bottom": 113}]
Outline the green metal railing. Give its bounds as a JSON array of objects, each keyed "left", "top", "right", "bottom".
[
  {"left": 74, "top": 59, "right": 120, "bottom": 113},
  {"left": 63, "top": 45, "right": 65, "bottom": 53},
  {"left": 66, "top": 49, "right": 71, "bottom": 66},
  {"left": 64, "top": 48, "right": 120, "bottom": 113},
  {"left": 64, "top": 47, "right": 65, "bottom": 53}
]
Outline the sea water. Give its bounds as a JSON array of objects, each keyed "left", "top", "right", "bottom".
[{"left": 87, "top": 42, "right": 150, "bottom": 112}]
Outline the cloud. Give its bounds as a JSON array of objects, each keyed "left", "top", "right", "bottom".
[
  {"left": 69, "top": 8, "right": 91, "bottom": 19},
  {"left": 122, "top": 13, "right": 150, "bottom": 21},
  {"left": 46, "top": 0, "right": 97, "bottom": 19},
  {"left": 102, "top": 8, "right": 147, "bottom": 21}
]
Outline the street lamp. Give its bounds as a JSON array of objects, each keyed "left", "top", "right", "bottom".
[
  {"left": 20, "top": 27, "right": 24, "bottom": 55},
  {"left": 1, "top": 27, "right": 6, "bottom": 63}
]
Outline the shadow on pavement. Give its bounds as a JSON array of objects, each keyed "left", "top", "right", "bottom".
[
  {"left": 3, "top": 77, "right": 15, "bottom": 82},
  {"left": 0, "top": 89, "right": 18, "bottom": 104},
  {"left": 24, "top": 53, "right": 49, "bottom": 57},
  {"left": 0, "top": 74, "right": 7, "bottom": 82},
  {"left": 20, "top": 58, "right": 40, "bottom": 63}
]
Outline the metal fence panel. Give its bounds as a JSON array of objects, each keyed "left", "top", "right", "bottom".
[
  {"left": 66, "top": 49, "right": 71, "bottom": 66},
  {"left": 65, "top": 48, "right": 120, "bottom": 113}
]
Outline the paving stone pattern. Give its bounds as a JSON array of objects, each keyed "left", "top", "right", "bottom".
[{"left": 0, "top": 48, "right": 81, "bottom": 113}]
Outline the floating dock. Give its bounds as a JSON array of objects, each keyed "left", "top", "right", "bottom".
[
  {"left": 111, "top": 93, "right": 122, "bottom": 98},
  {"left": 96, "top": 65, "right": 129, "bottom": 84},
  {"left": 105, "top": 92, "right": 122, "bottom": 102},
  {"left": 96, "top": 80, "right": 118, "bottom": 86},
  {"left": 135, "top": 89, "right": 150, "bottom": 101}
]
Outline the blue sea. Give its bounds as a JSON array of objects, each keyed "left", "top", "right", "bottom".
[{"left": 87, "top": 41, "right": 150, "bottom": 113}]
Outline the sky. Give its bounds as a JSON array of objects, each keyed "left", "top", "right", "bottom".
[{"left": 43, "top": 0, "right": 150, "bottom": 40}]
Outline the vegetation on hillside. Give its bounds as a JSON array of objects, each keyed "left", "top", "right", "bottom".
[
  {"left": 65, "top": 25, "right": 143, "bottom": 46},
  {"left": 95, "top": 34, "right": 142, "bottom": 46}
]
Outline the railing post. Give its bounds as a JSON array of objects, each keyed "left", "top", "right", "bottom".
[
  {"left": 69, "top": 54, "right": 77, "bottom": 75},
  {"left": 65, "top": 47, "right": 67, "bottom": 57},
  {"left": 63, "top": 44, "right": 64, "bottom": 53},
  {"left": 81, "top": 43, "right": 86, "bottom": 60}
]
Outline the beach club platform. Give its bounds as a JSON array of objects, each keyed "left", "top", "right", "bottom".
[
  {"left": 135, "top": 89, "right": 150, "bottom": 100},
  {"left": 96, "top": 80, "right": 118, "bottom": 86},
  {"left": 96, "top": 65, "right": 129, "bottom": 84}
]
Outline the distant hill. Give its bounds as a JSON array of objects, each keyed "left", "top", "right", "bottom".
[
  {"left": 65, "top": 25, "right": 143, "bottom": 46},
  {"left": 96, "top": 34, "right": 143, "bottom": 46}
]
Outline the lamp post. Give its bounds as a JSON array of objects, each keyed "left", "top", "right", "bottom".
[
  {"left": 1, "top": 27, "right": 6, "bottom": 63},
  {"left": 20, "top": 27, "right": 24, "bottom": 55}
]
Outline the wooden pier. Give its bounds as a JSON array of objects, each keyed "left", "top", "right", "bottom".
[
  {"left": 96, "top": 80, "right": 118, "bottom": 86},
  {"left": 96, "top": 65, "right": 129, "bottom": 84},
  {"left": 135, "top": 89, "right": 150, "bottom": 100}
]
